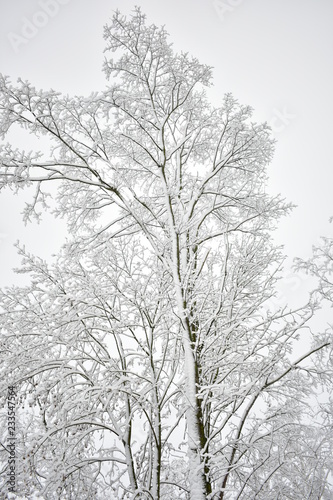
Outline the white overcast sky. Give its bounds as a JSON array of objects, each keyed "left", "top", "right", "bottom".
[{"left": 0, "top": 0, "right": 332, "bottom": 289}]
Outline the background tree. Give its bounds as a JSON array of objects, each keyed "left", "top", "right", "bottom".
[
  {"left": 0, "top": 8, "right": 332, "bottom": 499},
  {"left": 0, "top": 238, "right": 186, "bottom": 499},
  {"left": 295, "top": 230, "right": 333, "bottom": 306}
]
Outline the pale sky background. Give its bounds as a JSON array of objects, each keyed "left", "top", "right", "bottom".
[{"left": 0, "top": 0, "right": 332, "bottom": 299}]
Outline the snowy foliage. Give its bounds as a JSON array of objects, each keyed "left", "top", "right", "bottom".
[{"left": 0, "top": 8, "right": 332, "bottom": 499}]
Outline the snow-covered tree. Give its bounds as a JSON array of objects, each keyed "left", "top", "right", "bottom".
[
  {"left": 0, "top": 8, "right": 332, "bottom": 499},
  {"left": 1, "top": 240, "right": 182, "bottom": 498},
  {"left": 296, "top": 230, "right": 333, "bottom": 307}
]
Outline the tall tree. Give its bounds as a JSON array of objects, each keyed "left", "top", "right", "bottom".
[{"left": 0, "top": 9, "right": 332, "bottom": 499}]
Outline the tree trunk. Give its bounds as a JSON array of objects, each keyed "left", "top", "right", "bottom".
[
  {"left": 159, "top": 167, "right": 208, "bottom": 499},
  {"left": 183, "top": 337, "right": 209, "bottom": 500}
]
